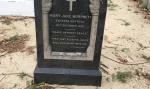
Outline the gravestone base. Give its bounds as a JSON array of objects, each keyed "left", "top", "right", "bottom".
[{"left": 34, "top": 67, "right": 102, "bottom": 86}]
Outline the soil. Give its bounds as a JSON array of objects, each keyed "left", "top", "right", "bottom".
[{"left": 0, "top": 0, "right": 150, "bottom": 89}]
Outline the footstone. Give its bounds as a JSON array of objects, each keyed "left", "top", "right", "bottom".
[{"left": 34, "top": 0, "right": 107, "bottom": 86}]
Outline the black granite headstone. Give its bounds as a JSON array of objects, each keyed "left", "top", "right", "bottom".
[{"left": 34, "top": 0, "right": 107, "bottom": 86}]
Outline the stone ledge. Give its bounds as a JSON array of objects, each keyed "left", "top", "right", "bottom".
[{"left": 34, "top": 67, "right": 102, "bottom": 86}]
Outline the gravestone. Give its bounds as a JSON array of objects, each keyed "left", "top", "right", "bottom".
[
  {"left": 141, "top": 0, "right": 149, "bottom": 8},
  {"left": 34, "top": 0, "right": 107, "bottom": 86},
  {"left": 148, "top": 0, "right": 150, "bottom": 11}
]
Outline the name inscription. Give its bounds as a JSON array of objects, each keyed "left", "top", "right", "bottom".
[{"left": 49, "top": 0, "right": 92, "bottom": 52}]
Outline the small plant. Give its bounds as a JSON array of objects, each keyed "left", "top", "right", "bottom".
[
  {"left": 12, "top": 84, "right": 17, "bottom": 88},
  {"left": 123, "top": 21, "right": 130, "bottom": 26},
  {"left": 134, "top": 10, "right": 139, "bottom": 13},
  {"left": 25, "top": 85, "right": 37, "bottom": 89},
  {"left": 141, "top": 54, "right": 150, "bottom": 61},
  {"left": 143, "top": 73, "right": 150, "bottom": 81},
  {"left": 8, "top": 34, "right": 19, "bottom": 42},
  {"left": 112, "top": 71, "right": 133, "bottom": 83},
  {"left": 1, "top": 17, "right": 12, "bottom": 25},
  {"left": 121, "top": 48, "right": 130, "bottom": 52},
  {"left": 17, "top": 72, "right": 28, "bottom": 80},
  {"left": 106, "top": 77, "right": 110, "bottom": 82},
  {"left": 116, "top": 71, "right": 132, "bottom": 83},
  {"left": 116, "top": 19, "right": 130, "bottom": 26},
  {"left": 128, "top": 8, "right": 132, "bottom": 11},
  {"left": 108, "top": 0, "right": 118, "bottom": 11},
  {"left": 25, "top": 83, "right": 55, "bottom": 89}
]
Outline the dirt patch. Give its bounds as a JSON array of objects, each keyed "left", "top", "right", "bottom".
[
  {"left": 21, "top": 46, "right": 36, "bottom": 55},
  {"left": 0, "top": 34, "right": 30, "bottom": 54}
]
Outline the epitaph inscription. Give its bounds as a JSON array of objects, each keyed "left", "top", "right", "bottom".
[
  {"left": 49, "top": 0, "right": 92, "bottom": 52},
  {"left": 42, "top": 0, "right": 100, "bottom": 60}
]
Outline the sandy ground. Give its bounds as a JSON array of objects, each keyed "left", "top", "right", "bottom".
[{"left": 0, "top": 0, "right": 150, "bottom": 89}]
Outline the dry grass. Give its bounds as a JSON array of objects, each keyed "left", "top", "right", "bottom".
[{"left": 0, "top": 34, "right": 30, "bottom": 53}]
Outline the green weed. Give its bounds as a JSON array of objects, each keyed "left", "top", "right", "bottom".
[
  {"left": 112, "top": 71, "right": 133, "bottom": 83},
  {"left": 108, "top": 0, "right": 118, "bottom": 11}
]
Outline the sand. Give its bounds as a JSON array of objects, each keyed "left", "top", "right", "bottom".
[{"left": 0, "top": 0, "right": 150, "bottom": 89}]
